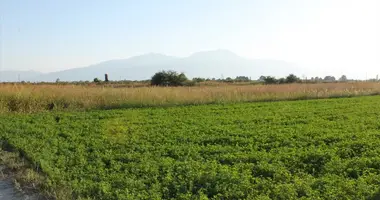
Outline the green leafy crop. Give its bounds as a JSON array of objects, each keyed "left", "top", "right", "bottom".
[{"left": 1, "top": 96, "right": 380, "bottom": 199}]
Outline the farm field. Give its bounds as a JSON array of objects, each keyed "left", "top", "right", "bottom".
[
  {"left": 2, "top": 96, "right": 380, "bottom": 199},
  {"left": 2, "top": 82, "right": 380, "bottom": 113}
]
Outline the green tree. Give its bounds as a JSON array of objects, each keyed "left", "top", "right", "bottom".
[
  {"left": 258, "top": 76, "right": 266, "bottom": 82},
  {"left": 151, "top": 70, "right": 188, "bottom": 86},
  {"left": 339, "top": 75, "right": 347, "bottom": 82},
  {"left": 225, "top": 77, "right": 233, "bottom": 83},
  {"left": 324, "top": 76, "right": 336, "bottom": 82},
  {"left": 193, "top": 77, "right": 206, "bottom": 83},
  {"left": 285, "top": 74, "right": 300, "bottom": 83},
  {"left": 93, "top": 78, "right": 101, "bottom": 83},
  {"left": 235, "top": 76, "right": 250, "bottom": 82},
  {"left": 278, "top": 78, "right": 286, "bottom": 84},
  {"left": 263, "top": 76, "right": 278, "bottom": 84}
]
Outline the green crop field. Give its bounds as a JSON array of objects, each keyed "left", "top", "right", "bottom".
[{"left": 2, "top": 96, "right": 380, "bottom": 199}]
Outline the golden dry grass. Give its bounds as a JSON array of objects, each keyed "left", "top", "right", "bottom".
[{"left": 1, "top": 82, "right": 380, "bottom": 113}]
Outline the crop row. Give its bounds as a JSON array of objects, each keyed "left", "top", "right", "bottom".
[{"left": 1, "top": 96, "right": 380, "bottom": 199}]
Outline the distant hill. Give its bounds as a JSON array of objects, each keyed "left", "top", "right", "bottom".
[{"left": 1, "top": 50, "right": 305, "bottom": 82}]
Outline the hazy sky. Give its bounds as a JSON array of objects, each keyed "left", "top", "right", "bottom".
[{"left": 0, "top": 0, "right": 379, "bottom": 78}]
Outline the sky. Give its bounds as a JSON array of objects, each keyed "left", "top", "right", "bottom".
[{"left": 0, "top": 0, "right": 379, "bottom": 79}]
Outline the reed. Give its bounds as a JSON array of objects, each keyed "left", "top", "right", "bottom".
[{"left": 1, "top": 82, "right": 380, "bottom": 113}]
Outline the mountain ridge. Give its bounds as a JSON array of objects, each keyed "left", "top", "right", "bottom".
[{"left": 1, "top": 50, "right": 304, "bottom": 82}]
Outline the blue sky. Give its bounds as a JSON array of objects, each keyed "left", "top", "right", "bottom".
[{"left": 0, "top": 0, "right": 379, "bottom": 79}]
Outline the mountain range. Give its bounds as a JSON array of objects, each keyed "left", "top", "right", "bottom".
[{"left": 0, "top": 50, "right": 305, "bottom": 82}]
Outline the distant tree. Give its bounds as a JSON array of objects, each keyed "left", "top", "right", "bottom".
[
  {"left": 339, "top": 75, "right": 348, "bottom": 82},
  {"left": 93, "top": 78, "right": 101, "bottom": 83},
  {"left": 56, "top": 78, "right": 60, "bottom": 83},
  {"left": 324, "top": 76, "right": 336, "bottom": 82},
  {"left": 263, "top": 76, "right": 278, "bottom": 84},
  {"left": 225, "top": 77, "right": 234, "bottom": 83},
  {"left": 285, "top": 74, "right": 300, "bottom": 83},
  {"left": 258, "top": 76, "right": 266, "bottom": 82},
  {"left": 151, "top": 70, "right": 188, "bottom": 86},
  {"left": 278, "top": 78, "right": 286, "bottom": 84},
  {"left": 193, "top": 77, "right": 206, "bottom": 83},
  {"left": 235, "top": 76, "right": 250, "bottom": 82}
]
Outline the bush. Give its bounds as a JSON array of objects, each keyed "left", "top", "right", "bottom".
[
  {"left": 151, "top": 70, "right": 188, "bottom": 86},
  {"left": 285, "top": 74, "right": 300, "bottom": 83},
  {"left": 263, "top": 76, "right": 278, "bottom": 84},
  {"left": 261, "top": 74, "right": 300, "bottom": 85},
  {"left": 93, "top": 78, "right": 102, "bottom": 83},
  {"left": 278, "top": 78, "right": 286, "bottom": 84},
  {"left": 235, "top": 76, "right": 250, "bottom": 82},
  {"left": 224, "top": 77, "right": 234, "bottom": 83},
  {"left": 193, "top": 77, "right": 206, "bottom": 83}
]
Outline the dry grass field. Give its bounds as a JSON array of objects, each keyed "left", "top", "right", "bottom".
[{"left": 1, "top": 82, "right": 380, "bottom": 113}]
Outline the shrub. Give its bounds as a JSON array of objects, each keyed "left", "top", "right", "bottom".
[
  {"left": 94, "top": 78, "right": 102, "bottom": 83},
  {"left": 151, "top": 70, "right": 188, "bottom": 86},
  {"left": 278, "top": 78, "right": 286, "bottom": 84},
  {"left": 193, "top": 77, "right": 206, "bottom": 83},
  {"left": 263, "top": 76, "right": 278, "bottom": 84},
  {"left": 285, "top": 74, "right": 300, "bottom": 84},
  {"left": 224, "top": 77, "right": 234, "bottom": 83},
  {"left": 235, "top": 76, "right": 250, "bottom": 82}
]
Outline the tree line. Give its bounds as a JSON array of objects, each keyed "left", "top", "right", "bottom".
[
  {"left": 149, "top": 70, "right": 351, "bottom": 86},
  {"left": 13, "top": 70, "right": 353, "bottom": 86}
]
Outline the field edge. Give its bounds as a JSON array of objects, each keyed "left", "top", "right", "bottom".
[{"left": 0, "top": 140, "right": 73, "bottom": 200}]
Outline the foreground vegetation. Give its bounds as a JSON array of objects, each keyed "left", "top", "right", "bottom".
[
  {"left": 2, "top": 96, "right": 380, "bottom": 199},
  {"left": 1, "top": 82, "right": 380, "bottom": 113}
]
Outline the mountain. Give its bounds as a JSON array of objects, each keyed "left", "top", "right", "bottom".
[
  {"left": 0, "top": 70, "right": 43, "bottom": 82},
  {"left": 171, "top": 50, "right": 303, "bottom": 79},
  {"left": 2, "top": 50, "right": 306, "bottom": 82},
  {"left": 34, "top": 53, "right": 180, "bottom": 82}
]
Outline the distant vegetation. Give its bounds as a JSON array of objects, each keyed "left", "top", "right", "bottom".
[
  {"left": 81, "top": 71, "right": 358, "bottom": 86},
  {"left": 1, "top": 81, "right": 380, "bottom": 114},
  {"left": 151, "top": 70, "right": 190, "bottom": 86},
  {"left": 0, "top": 70, "right": 379, "bottom": 114},
  {"left": 6, "top": 69, "right": 368, "bottom": 87},
  {"left": 259, "top": 74, "right": 301, "bottom": 84}
]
